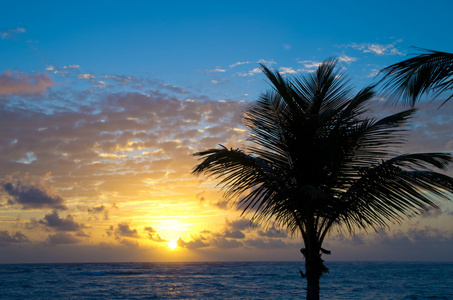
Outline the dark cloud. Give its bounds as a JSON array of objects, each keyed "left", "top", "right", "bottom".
[
  {"left": 118, "top": 238, "right": 139, "bottom": 247},
  {"left": 144, "top": 226, "right": 156, "bottom": 234},
  {"left": 46, "top": 232, "right": 80, "bottom": 245},
  {"left": 224, "top": 230, "right": 245, "bottom": 239},
  {"left": 329, "top": 233, "right": 366, "bottom": 246},
  {"left": 0, "top": 231, "right": 30, "bottom": 245},
  {"left": 258, "top": 226, "right": 288, "bottom": 238},
  {"left": 24, "top": 218, "right": 44, "bottom": 231},
  {"left": 115, "top": 223, "right": 139, "bottom": 238},
  {"left": 87, "top": 205, "right": 106, "bottom": 214},
  {"left": 75, "top": 231, "right": 90, "bottom": 238},
  {"left": 214, "top": 200, "right": 229, "bottom": 210},
  {"left": 325, "top": 225, "right": 453, "bottom": 261},
  {"left": 226, "top": 219, "right": 253, "bottom": 231},
  {"left": 245, "top": 238, "right": 290, "bottom": 249},
  {"left": 2, "top": 180, "right": 67, "bottom": 210},
  {"left": 177, "top": 236, "right": 209, "bottom": 249},
  {"left": 144, "top": 226, "right": 167, "bottom": 242},
  {"left": 39, "top": 211, "right": 81, "bottom": 231},
  {"left": 212, "top": 236, "right": 243, "bottom": 249},
  {"left": 87, "top": 205, "right": 109, "bottom": 220}
]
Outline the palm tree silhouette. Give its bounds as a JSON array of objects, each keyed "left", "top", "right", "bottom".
[
  {"left": 193, "top": 59, "right": 453, "bottom": 300},
  {"left": 380, "top": 48, "right": 453, "bottom": 106}
]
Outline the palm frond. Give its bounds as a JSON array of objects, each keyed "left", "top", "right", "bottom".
[
  {"left": 337, "top": 152, "right": 453, "bottom": 233},
  {"left": 380, "top": 48, "right": 453, "bottom": 106}
]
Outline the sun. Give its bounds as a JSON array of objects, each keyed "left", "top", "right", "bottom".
[{"left": 168, "top": 238, "right": 177, "bottom": 250}]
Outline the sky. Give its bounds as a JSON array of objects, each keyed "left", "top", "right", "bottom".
[{"left": 1, "top": 0, "right": 453, "bottom": 264}]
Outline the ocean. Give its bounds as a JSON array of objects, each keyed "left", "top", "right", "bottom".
[{"left": 0, "top": 261, "right": 451, "bottom": 299}]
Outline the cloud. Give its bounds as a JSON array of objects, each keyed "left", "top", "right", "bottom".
[
  {"left": 245, "top": 238, "right": 290, "bottom": 249},
  {"left": 0, "top": 71, "right": 54, "bottom": 95},
  {"left": 207, "top": 67, "right": 226, "bottom": 73},
  {"left": 105, "top": 223, "right": 140, "bottom": 247},
  {"left": 214, "top": 200, "right": 229, "bottom": 210},
  {"left": 325, "top": 225, "right": 453, "bottom": 261},
  {"left": 115, "top": 223, "right": 139, "bottom": 238},
  {"left": 298, "top": 60, "right": 322, "bottom": 69},
  {"left": 0, "top": 27, "right": 26, "bottom": 39},
  {"left": 177, "top": 236, "right": 209, "bottom": 249},
  {"left": 0, "top": 231, "right": 30, "bottom": 245},
  {"left": 118, "top": 238, "right": 139, "bottom": 247},
  {"left": 39, "top": 211, "right": 81, "bottom": 231},
  {"left": 87, "top": 205, "right": 107, "bottom": 214},
  {"left": 224, "top": 230, "right": 245, "bottom": 239},
  {"left": 229, "top": 59, "right": 275, "bottom": 70},
  {"left": 213, "top": 236, "right": 243, "bottom": 249},
  {"left": 257, "top": 59, "right": 276, "bottom": 66},
  {"left": 144, "top": 226, "right": 167, "bottom": 242},
  {"left": 237, "top": 67, "right": 262, "bottom": 77},
  {"left": 229, "top": 61, "right": 251, "bottom": 68},
  {"left": 78, "top": 74, "right": 95, "bottom": 79},
  {"left": 258, "top": 226, "right": 287, "bottom": 238},
  {"left": 46, "top": 232, "right": 80, "bottom": 245},
  {"left": 87, "top": 205, "right": 109, "bottom": 220},
  {"left": 177, "top": 219, "right": 257, "bottom": 250},
  {"left": 1, "top": 179, "right": 67, "bottom": 210},
  {"left": 346, "top": 42, "right": 404, "bottom": 56},
  {"left": 421, "top": 206, "right": 443, "bottom": 219},
  {"left": 226, "top": 219, "right": 253, "bottom": 231},
  {"left": 278, "top": 67, "right": 297, "bottom": 75},
  {"left": 338, "top": 55, "right": 357, "bottom": 64}
]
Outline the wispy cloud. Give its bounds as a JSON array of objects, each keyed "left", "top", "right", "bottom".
[
  {"left": 278, "top": 67, "right": 297, "bottom": 74},
  {"left": 209, "top": 59, "right": 277, "bottom": 77},
  {"left": 78, "top": 74, "right": 95, "bottom": 79},
  {"left": 346, "top": 42, "right": 404, "bottom": 56},
  {"left": 237, "top": 67, "right": 261, "bottom": 77},
  {"left": 207, "top": 67, "right": 226, "bottom": 73},
  {"left": 0, "top": 27, "right": 26, "bottom": 39},
  {"left": 0, "top": 71, "right": 54, "bottom": 95},
  {"left": 257, "top": 59, "right": 276, "bottom": 66},
  {"left": 229, "top": 61, "right": 251, "bottom": 68},
  {"left": 338, "top": 55, "right": 357, "bottom": 64},
  {"left": 298, "top": 60, "right": 322, "bottom": 69}
]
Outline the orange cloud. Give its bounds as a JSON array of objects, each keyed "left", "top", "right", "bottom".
[{"left": 0, "top": 71, "right": 54, "bottom": 95}]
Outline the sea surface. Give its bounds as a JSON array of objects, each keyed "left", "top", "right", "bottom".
[{"left": 0, "top": 261, "right": 452, "bottom": 299}]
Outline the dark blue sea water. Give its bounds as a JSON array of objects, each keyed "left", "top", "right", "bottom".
[{"left": 0, "top": 261, "right": 452, "bottom": 299}]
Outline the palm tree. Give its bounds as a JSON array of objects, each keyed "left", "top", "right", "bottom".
[
  {"left": 380, "top": 48, "right": 453, "bottom": 106},
  {"left": 192, "top": 59, "right": 453, "bottom": 300}
]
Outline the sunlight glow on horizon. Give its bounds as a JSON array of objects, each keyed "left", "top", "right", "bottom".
[{"left": 168, "top": 238, "right": 178, "bottom": 250}]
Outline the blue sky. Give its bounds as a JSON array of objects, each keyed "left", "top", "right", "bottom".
[{"left": 0, "top": 1, "right": 452, "bottom": 263}]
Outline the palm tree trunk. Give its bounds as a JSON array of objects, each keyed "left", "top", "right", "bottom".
[
  {"left": 302, "top": 220, "right": 324, "bottom": 300},
  {"left": 306, "top": 271, "right": 320, "bottom": 300},
  {"left": 305, "top": 256, "right": 322, "bottom": 300}
]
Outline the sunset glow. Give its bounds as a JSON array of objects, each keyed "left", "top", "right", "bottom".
[{"left": 168, "top": 239, "right": 178, "bottom": 250}]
